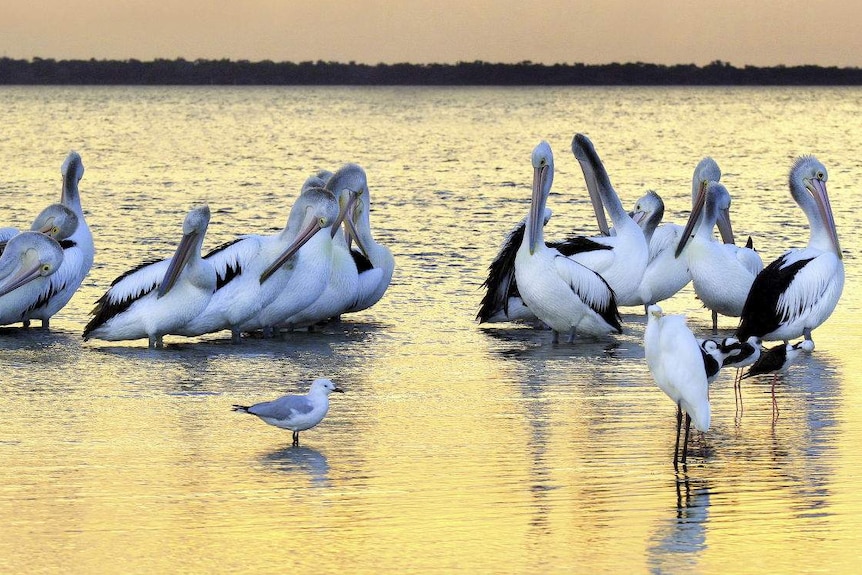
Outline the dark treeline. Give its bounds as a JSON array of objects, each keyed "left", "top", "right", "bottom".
[{"left": 2, "top": 57, "right": 862, "bottom": 85}]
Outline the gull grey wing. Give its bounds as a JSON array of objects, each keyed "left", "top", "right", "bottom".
[{"left": 248, "top": 395, "right": 315, "bottom": 419}]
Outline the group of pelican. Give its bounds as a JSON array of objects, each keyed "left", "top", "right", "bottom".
[
  {"left": 479, "top": 134, "right": 844, "bottom": 468},
  {"left": 0, "top": 152, "right": 94, "bottom": 329},
  {"left": 0, "top": 156, "right": 393, "bottom": 348},
  {"left": 479, "top": 134, "right": 843, "bottom": 350}
]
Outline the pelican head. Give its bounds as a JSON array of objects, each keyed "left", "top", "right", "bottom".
[
  {"left": 691, "top": 158, "right": 721, "bottom": 201},
  {"left": 790, "top": 156, "right": 840, "bottom": 258},
  {"left": 60, "top": 151, "right": 85, "bottom": 207},
  {"left": 0, "top": 231, "right": 64, "bottom": 298},
  {"left": 259, "top": 188, "right": 339, "bottom": 284},
  {"left": 157, "top": 205, "right": 211, "bottom": 298},
  {"left": 675, "top": 180, "right": 733, "bottom": 257},
  {"left": 30, "top": 203, "right": 79, "bottom": 241},
  {"left": 528, "top": 141, "right": 554, "bottom": 255},
  {"left": 629, "top": 190, "right": 664, "bottom": 241}
]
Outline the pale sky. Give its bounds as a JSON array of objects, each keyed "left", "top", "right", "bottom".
[{"left": 3, "top": 0, "right": 862, "bottom": 67}]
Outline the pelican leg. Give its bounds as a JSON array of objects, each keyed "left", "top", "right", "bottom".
[
  {"left": 22, "top": 319, "right": 31, "bottom": 328},
  {"left": 552, "top": 330, "right": 560, "bottom": 344},
  {"left": 231, "top": 329, "right": 242, "bottom": 344},
  {"left": 681, "top": 412, "right": 692, "bottom": 467},
  {"left": 674, "top": 405, "right": 683, "bottom": 470},
  {"left": 292, "top": 431, "right": 300, "bottom": 447},
  {"left": 261, "top": 326, "right": 273, "bottom": 339},
  {"left": 40, "top": 319, "right": 49, "bottom": 329},
  {"left": 711, "top": 310, "right": 718, "bottom": 334}
]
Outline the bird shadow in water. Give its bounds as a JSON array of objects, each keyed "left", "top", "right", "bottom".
[
  {"left": 646, "top": 475, "right": 711, "bottom": 573},
  {"left": 261, "top": 445, "right": 331, "bottom": 486}
]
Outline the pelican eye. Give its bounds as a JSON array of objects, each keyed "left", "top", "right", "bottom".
[
  {"left": 817, "top": 171, "right": 825, "bottom": 180},
  {"left": 42, "top": 264, "right": 52, "bottom": 273},
  {"left": 52, "top": 226, "right": 60, "bottom": 235},
  {"left": 318, "top": 217, "right": 327, "bottom": 227}
]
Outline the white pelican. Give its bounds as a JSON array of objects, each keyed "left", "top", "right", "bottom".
[
  {"left": 675, "top": 180, "right": 763, "bottom": 332},
  {"left": 644, "top": 304, "right": 710, "bottom": 470},
  {"left": 477, "top": 208, "right": 611, "bottom": 324},
  {"left": 624, "top": 159, "right": 718, "bottom": 311},
  {"left": 83, "top": 206, "right": 216, "bottom": 349},
  {"left": 569, "top": 133, "right": 649, "bottom": 307},
  {"left": 742, "top": 340, "right": 812, "bottom": 418},
  {"left": 736, "top": 156, "right": 843, "bottom": 347},
  {"left": 242, "top": 187, "right": 341, "bottom": 335},
  {"left": 0, "top": 232, "right": 64, "bottom": 326},
  {"left": 282, "top": 166, "right": 364, "bottom": 329},
  {"left": 174, "top": 188, "right": 339, "bottom": 343},
  {"left": 514, "top": 141, "right": 622, "bottom": 343},
  {"left": 35, "top": 152, "right": 95, "bottom": 328},
  {"left": 18, "top": 203, "right": 84, "bottom": 327},
  {"left": 340, "top": 165, "right": 394, "bottom": 314},
  {"left": 232, "top": 378, "right": 344, "bottom": 446}
]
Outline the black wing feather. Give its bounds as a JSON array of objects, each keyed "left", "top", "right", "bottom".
[{"left": 736, "top": 255, "right": 813, "bottom": 340}]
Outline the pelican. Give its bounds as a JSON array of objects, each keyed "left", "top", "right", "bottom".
[
  {"left": 0, "top": 232, "right": 64, "bottom": 326},
  {"left": 83, "top": 206, "right": 216, "bottom": 349},
  {"left": 569, "top": 133, "right": 649, "bottom": 307},
  {"left": 339, "top": 165, "right": 395, "bottom": 314},
  {"left": 282, "top": 166, "right": 365, "bottom": 329},
  {"left": 513, "top": 141, "right": 621, "bottom": 343},
  {"left": 241, "top": 187, "right": 341, "bottom": 335},
  {"left": 477, "top": 206, "right": 612, "bottom": 324},
  {"left": 20, "top": 152, "right": 95, "bottom": 328},
  {"left": 174, "top": 188, "right": 339, "bottom": 343},
  {"left": 19, "top": 204, "right": 84, "bottom": 327},
  {"left": 736, "top": 156, "right": 843, "bottom": 347},
  {"left": 644, "top": 304, "right": 710, "bottom": 470},
  {"left": 232, "top": 378, "right": 344, "bottom": 447},
  {"left": 675, "top": 180, "right": 763, "bottom": 332}
]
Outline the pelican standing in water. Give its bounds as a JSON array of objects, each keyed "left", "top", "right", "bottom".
[
  {"left": 625, "top": 158, "right": 721, "bottom": 310},
  {"left": 644, "top": 305, "right": 710, "bottom": 470},
  {"left": 514, "top": 141, "right": 622, "bottom": 343},
  {"left": 83, "top": 206, "right": 216, "bottom": 349},
  {"left": 33, "top": 152, "right": 95, "bottom": 328},
  {"left": 241, "top": 186, "right": 341, "bottom": 336},
  {"left": 174, "top": 188, "right": 339, "bottom": 343},
  {"left": 569, "top": 133, "right": 649, "bottom": 308},
  {"left": 282, "top": 166, "right": 365, "bottom": 329},
  {"left": 736, "top": 156, "right": 843, "bottom": 347},
  {"left": 339, "top": 165, "right": 394, "bottom": 314},
  {"left": 0, "top": 232, "right": 65, "bottom": 326},
  {"left": 675, "top": 180, "right": 763, "bottom": 332}
]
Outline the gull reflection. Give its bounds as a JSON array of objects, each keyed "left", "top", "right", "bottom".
[
  {"left": 646, "top": 476, "right": 711, "bottom": 574},
  {"left": 262, "top": 446, "right": 331, "bottom": 487}
]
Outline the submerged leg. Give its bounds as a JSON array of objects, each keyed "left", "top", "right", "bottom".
[
  {"left": 231, "top": 329, "right": 242, "bottom": 344},
  {"left": 41, "top": 319, "right": 49, "bottom": 329},
  {"left": 681, "top": 413, "right": 692, "bottom": 466},
  {"left": 674, "top": 405, "right": 683, "bottom": 470},
  {"left": 771, "top": 374, "right": 780, "bottom": 420}
]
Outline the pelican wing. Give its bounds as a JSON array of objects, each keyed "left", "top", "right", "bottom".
[
  {"left": 553, "top": 254, "right": 622, "bottom": 332},
  {"left": 775, "top": 252, "right": 841, "bottom": 326},
  {"left": 737, "top": 251, "right": 813, "bottom": 339},
  {"left": 551, "top": 235, "right": 613, "bottom": 257},
  {"left": 648, "top": 224, "right": 683, "bottom": 263},
  {"left": 477, "top": 219, "right": 525, "bottom": 322},
  {"left": 83, "top": 258, "right": 169, "bottom": 336},
  {"left": 203, "top": 236, "right": 261, "bottom": 290}
]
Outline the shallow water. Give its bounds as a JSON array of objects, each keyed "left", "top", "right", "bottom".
[{"left": 0, "top": 86, "right": 861, "bottom": 573}]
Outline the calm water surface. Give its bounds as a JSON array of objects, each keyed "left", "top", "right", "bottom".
[{"left": 0, "top": 86, "right": 860, "bottom": 573}]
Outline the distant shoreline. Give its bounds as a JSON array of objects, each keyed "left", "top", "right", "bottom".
[{"left": 2, "top": 58, "right": 861, "bottom": 85}]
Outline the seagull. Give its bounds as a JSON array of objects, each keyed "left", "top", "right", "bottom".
[
  {"left": 736, "top": 156, "right": 843, "bottom": 348},
  {"left": 644, "top": 304, "right": 711, "bottom": 470},
  {"left": 232, "top": 378, "right": 344, "bottom": 446},
  {"left": 742, "top": 340, "right": 811, "bottom": 419},
  {"left": 0, "top": 232, "right": 65, "bottom": 326},
  {"left": 83, "top": 206, "right": 216, "bottom": 349}
]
